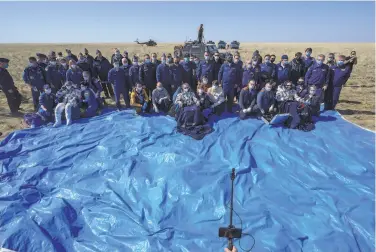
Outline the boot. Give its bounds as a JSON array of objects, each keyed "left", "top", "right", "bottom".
[{"left": 53, "top": 111, "right": 62, "bottom": 127}]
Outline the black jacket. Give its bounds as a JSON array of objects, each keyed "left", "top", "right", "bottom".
[{"left": 239, "top": 87, "right": 258, "bottom": 109}]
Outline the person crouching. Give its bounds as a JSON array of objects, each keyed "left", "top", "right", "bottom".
[
  {"left": 80, "top": 81, "right": 99, "bottom": 118},
  {"left": 239, "top": 80, "right": 260, "bottom": 120},
  {"left": 38, "top": 84, "right": 56, "bottom": 123},
  {"left": 131, "top": 82, "right": 151, "bottom": 114},
  {"left": 152, "top": 82, "right": 171, "bottom": 113}
]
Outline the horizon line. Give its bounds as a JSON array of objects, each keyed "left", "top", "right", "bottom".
[{"left": 0, "top": 42, "right": 374, "bottom": 44}]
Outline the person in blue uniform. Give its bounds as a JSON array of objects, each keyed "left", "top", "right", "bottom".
[
  {"left": 139, "top": 54, "right": 157, "bottom": 98},
  {"left": 123, "top": 51, "right": 132, "bottom": 65},
  {"left": 180, "top": 53, "right": 197, "bottom": 91},
  {"left": 242, "top": 57, "right": 262, "bottom": 90},
  {"left": 304, "top": 54, "right": 330, "bottom": 100},
  {"left": 197, "top": 51, "right": 214, "bottom": 85},
  {"left": 151, "top": 53, "right": 161, "bottom": 66},
  {"left": 36, "top": 53, "right": 48, "bottom": 69},
  {"left": 46, "top": 57, "right": 64, "bottom": 94},
  {"left": 93, "top": 50, "right": 114, "bottom": 99},
  {"left": 38, "top": 84, "right": 56, "bottom": 123},
  {"left": 108, "top": 60, "right": 130, "bottom": 110},
  {"left": 59, "top": 58, "right": 69, "bottom": 83},
  {"left": 170, "top": 56, "right": 184, "bottom": 95},
  {"left": 239, "top": 80, "right": 260, "bottom": 120},
  {"left": 0, "top": 58, "right": 22, "bottom": 115},
  {"left": 303, "top": 48, "right": 315, "bottom": 73},
  {"left": 325, "top": 55, "right": 352, "bottom": 110},
  {"left": 65, "top": 49, "right": 78, "bottom": 62},
  {"left": 218, "top": 54, "right": 242, "bottom": 113},
  {"left": 276, "top": 55, "right": 291, "bottom": 85},
  {"left": 66, "top": 60, "right": 84, "bottom": 86},
  {"left": 156, "top": 53, "right": 172, "bottom": 96},
  {"left": 129, "top": 56, "right": 141, "bottom": 88},
  {"left": 23, "top": 57, "right": 47, "bottom": 111},
  {"left": 77, "top": 53, "right": 92, "bottom": 75},
  {"left": 260, "top": 54, "right": 276, "bottom": 83},
  {"left": 80, "top": 81, "right": 99, "bottom": 118},
  {"left": 83, "top": 48, "right": 95, "bottom": 68}
]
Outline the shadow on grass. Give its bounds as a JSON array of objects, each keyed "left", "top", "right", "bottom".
[
  {"left": 337, "top": 109, "right": 375, "bottom": 116},
  {"left": 339, "top": 100, "right": 361, "bottom": 105}
]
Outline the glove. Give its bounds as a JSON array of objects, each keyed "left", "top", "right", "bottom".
[
  {"left": 158, "top": 98, "right": 163, "bottom": 104},
  {"left": 269, "top": 105, "right": 274, "bottom": 112},
  {"left": 242, "top": 109, "right": 247, "bottom": 113},
  {"left": 247, "top": 107, "right": 252, "bottom": 113},
  {"left": 33, "top": 87, "right": 38, "bottom": 92},
  {"left": 323, "top": 85, "right": 327, "bottom": 91},
  {"left": 196, "top": 101, "right": 200, "bottom": 106},
  {"left": 154, "top": 106, "right": 159, "bottom": 113},
  {"left": 261, "top": 109, "right": 265, "bottom": 114}
]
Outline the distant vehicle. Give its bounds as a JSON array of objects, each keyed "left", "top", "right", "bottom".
[
  {"left": 134, "top": 39, "right": 157, "bottom": 47},
  {"left": 230, "top": 40, "right": 240, "bottom": 49},
  {"left": 218, "top": 40, "right": 226, "bottom": 49},
  {"left": 173, "top": 24, "right": 226, "bottom": 60}
]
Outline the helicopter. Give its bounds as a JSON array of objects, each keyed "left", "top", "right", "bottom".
[{"left": 134, "top": 38, "right": 157, "bottom": 47}]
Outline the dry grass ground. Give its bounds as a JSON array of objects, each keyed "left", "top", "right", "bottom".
[{"left": 0, "top": 43, "right": 374, "bottom": 140}]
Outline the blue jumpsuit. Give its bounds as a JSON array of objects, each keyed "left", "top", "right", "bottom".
[
  {"left": 276, "top": 63, "right": 291, "bottom": 85},
  {"left": 59, "top": 65, "right": 69, "bottom": 83},
  {"left": 156, "top": 63, "right": 172, "bottom": 95},
  {"left": 38, "top": 92, "right": 56, "bottom": 122},
  {"left": 81, "top": 88, "right": 99, "bottom": 117},
  {"left": 197, "top": 61, "right": 215, "bottom": 85},
  {"left": 305, "top": 62, "right": 330, "bottom": 98},
  {"left": 46, "top": 64, "right": 64, "bottom": 93},
  {"left": 170, "top": 63, "right": 184, "bottom": 95},
  {"left": 66, "top": 68, "right": 84, "bottom": 86},
  {"left": 218, "top": 63, "right": 241, "bottom": 112},
  {"left": 180, "top": 61, "right": 197, "bottom": 90},
  {"left": 108, "top": 67, "right": 130, "bottom": 108},
  {"left": 22, "top": 66, "right": 47, "bottom": 110},
  {"left": 139, "top": 62, "right": 157, "bottom": 96},
  {"left": 129, "top": 65, "right": 141, "bottom": 87},
  {"left": 329, "top": 65, "right": 351, "bottom": 109}
]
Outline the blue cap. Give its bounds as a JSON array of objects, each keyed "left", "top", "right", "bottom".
[{"left": 281, "top": 55, "right": 288, "bottom": 60}]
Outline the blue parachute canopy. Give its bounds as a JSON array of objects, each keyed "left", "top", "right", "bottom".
[{"left": 0, "top": 109, "right": 374, "bottom": 252}]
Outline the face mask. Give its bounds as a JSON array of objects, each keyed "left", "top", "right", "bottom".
[
  {"left": 183, "top": 87, "right": 189, "bottom": 92},
  {"left": 81, "top": 86, "right": 86, "bottom": 91},
  {"left": 83, "top": 76, "right": 90, "bottom": 81},
  {"left": 247, "top": 64, "right": 252, "bottom": 69},
  {"left": 190, "top": 58, "right": 194, "bottom": 62},
  {"left": 214, "top": 56, "right": 219, "bottom": 60},
  {"left": 282, "top": 61, "right": 288, "bottom": 66},
  {"left": 328, "top": 58, "right": 333, "bottom": 62},
  {"left": 337, "top": 60, "right": 344, "bottom": 66},
  {"left": 71, "top": 65, "right": 77, "bottom": 69},
  {"left": 316, "top": 60, "right": 322, "bottom": 65},
  {"left": 265, "top": 87, "right": 272, "bottom": 91},
  {"left": 45, "top": 89, "right": 51, "bottom": 94},
  {"left": 115, "top": 52, "right": 120, "bottom": 56},
  {"left": 204, "top": 56, "right": 209, "bottom": 60},
  {"left": 310, "top": 90, "right": 316, "bottom": 95},
  {"left": 152, "top": 57, "right": 157, "bottom": 62},
  {"left": 50, "top": 61, "right": 56, "bottom": 65},
  {"left": 271, "top": 58, "right": 275, "bottom": 63},
  {"left": 198, "top": 89, "right": 203, "bottom": 95},
  {"left": 145, "top": 59, "right": 150, "bottom": 63},
  {"left": 264, "top": 59, "right": 270, "bottom": 64},
  {"left": 184, "top": 58, "right": 189, "bottom": 63},
  {"left": 167, "top": 58, "right": 172, "bottom": 63},
  {"left": 194, "top": 60, "right": 199, "bottom": 64},
  {"left": 286, "top": 85, "right": 292, "bottom": 89},
  {"left": 306, "top": 52, "right": 311, "bottom": 56},
  {"left": 162, "top": 59, "right": 166, "bottom": 64},
  {"left": 133, "top": 62, "right": 139, "bottom": 66},
  {"left": 62, "top": 63, "right": 67, "bottom": 67},
  {"left": 234, "top": 59, "right": 239, "bottom": 63},
  {"left": 136, "top": 87, "right": 142, "bottom": 92},
  {"left": 252, "top": 61, "right": 257, "bottom": 65},
  {"left": 248, "top": 85, "right": 254, "bottom": 90},
  {"left": 114, "top": 64, "right": 119, "bottom": 69},
  {"left": 157, "top": 87, "right": 163, "bottom": 91}
]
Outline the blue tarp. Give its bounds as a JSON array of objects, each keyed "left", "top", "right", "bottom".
[{"left": 0, "top": 109, "right": 374, "bottom": 252}]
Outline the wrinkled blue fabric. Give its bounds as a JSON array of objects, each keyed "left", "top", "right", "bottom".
[{"left": 0, "top": 109, "right": 374, "bottom": 252}]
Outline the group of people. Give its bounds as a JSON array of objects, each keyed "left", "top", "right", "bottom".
[{"left": 0, "top": 46, "right": 356, "bottom": 132}]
